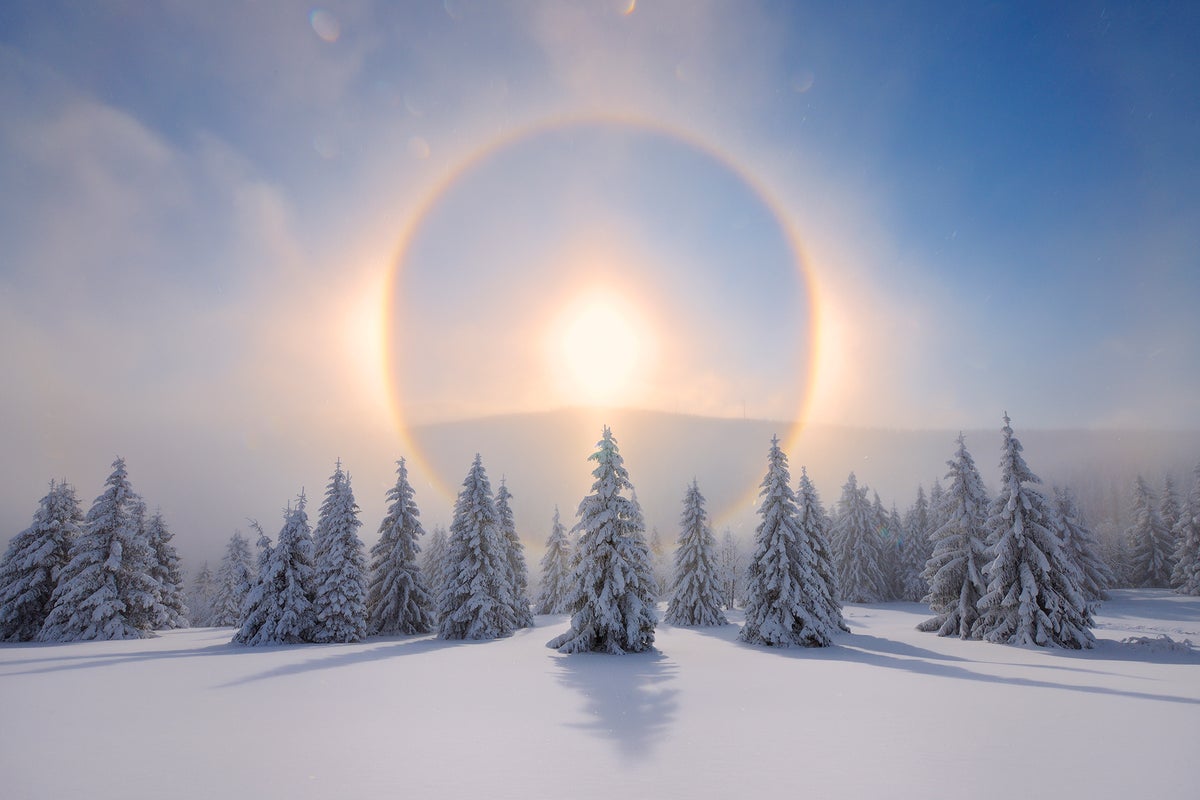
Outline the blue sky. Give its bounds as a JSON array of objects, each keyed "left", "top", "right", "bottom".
[{"left": 1, "top": 1, "right": 1197, "bottom": 554}]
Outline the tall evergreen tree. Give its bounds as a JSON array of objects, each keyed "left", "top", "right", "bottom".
[
  {"left": 975, "top": 415, "right": 1094, "bottom": 648},
  {"left": 665, "top": 481, "right": 727, "bottom": 627},
  {"left": 897, "top": 486, "right": 932, "bottom": 602},
  {"left": 1160, "top": 475, "right": 1182, "bottom": 541},
  {"left": 533, "top": 507, "right": 573, "bottom": 615},
  {"left": 1052, "top": 487, "right": 1114, "bottom": 604},
  {"left": 548, "top": 427, "right": 657, "bottom": 654},
  {"left": 918, "top": 435, "right": 990, "bottom": 638},
  {"left": 145, "top": 511, "right": 189, "bottom": 629},
  {"left": 1127, "top": 476, "right": 1174, "bottom": 587},
  {"left": 740, "top": 437, "right": 839, "bottom": 647},
  {"left": 422, "top": 525, "right": 449, "bottom": 609},
  {"left": 188, "top": 562, "right": 216, "bottom": 627},
  {"left": 1170, "top": 463, "right": 1200, "bottom": 595},
  {"left": 0, "top": 481, "right": 83, "bottom": 641},
  {"left": 39, "top": 458, "right": 160, "bottom": 641},
  {"left": 495, "top": 479, "right": 534, "bottom": 628},
  {"left": 366, "top": 458, "right": 434, "bottom": 636},
  {"left": 831, "top": 473, "right": 888, "bottom": 603},
  {"left": 211, "top": 532, "right": 255, "bottom": 627},
  {"left": 796, "top": 466, "right": 847, "bottom": 633},
  {"left": 311, "top": 462, "right": 368, "bottom": 643},
  {"left": 234, "top": 493, "right": 316, "bottom": 645},
  {"left": 439, "top": 455, "right": 517, "bottom": 640}
]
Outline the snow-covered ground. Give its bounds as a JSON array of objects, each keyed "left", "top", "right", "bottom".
[{"left": 2, "top": 590, "right": 1196, "bottom": 800}]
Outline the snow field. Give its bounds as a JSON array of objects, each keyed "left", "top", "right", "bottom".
[{"left": 1, "top": 590, "right": 1196, "bottom": 800}]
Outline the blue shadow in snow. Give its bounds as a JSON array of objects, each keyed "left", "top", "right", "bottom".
[{"left": 552, "top": 648, "right": 679, "bottom": 762}]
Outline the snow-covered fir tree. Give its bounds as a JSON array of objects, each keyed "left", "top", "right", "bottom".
[
  {"left": 897, "top": 486, "right": 932, "bottom": 602},
  {"left": 548, "top": 427, "right": 657, "bottom": 654},
  {"left": 124, "top": 499, "right": 164, "bottom": 631},
  {"left": 876, "top": 494, "right": 903, "bottom": 601},
  {"left": 39, "top": 458, "right": 161, "bottom": 641},
  {"left": 145, "top": 511, "right": 188, "bottom": 628},
  {"left": 974, "top": 415, "right": 1094, "bottom": 648},
  {"left": 796, "top": 466, "right": 847, "bottom": 633},
  {"left": 211, "top": 532, "right": 255, "bottom": 627},
  {"left": 1127, "top": 475, "right": 1174, "bottom": 588},
  {"left": 421, "top": 525, "right": 449, "bottom": 608},
  {"left": 665, "top": 481, "right": 727, "bottom": 627},
  {"left": 439, "top": 455, "right": 517, "bottom": 640},
  {"left": 188, "top": 562, "right": 216, "bottom": 627},
  {"left": 311, "top": 462, "right": 368, "bottom": 643},
  {"left": 0, "top": 481, "right": 82, "bottom": 641},
  {"left": 1160, "top": 475, "right": 1182, "bottom": 542},
  {"left": 716, "top": 529, "right": 746, "bottom": 610},
  {"left": 234, "top": 493, "right": 316, "bottom": 646},
  {"left": 495, "top": 479, "right": 534, "bottom": 628},
  {"left": 366, "top": 458, "right": 434, "bottom": 636},
  {"left": 927, "top": 477, "right": 947, "bottom": 543},
  {"left": 1052, "top": 487, "right": 1114, "bottom": 604},
  {"left": 533, "top": 507, "right": 573, "bottom": 615},
  {"left": 831, "top": 473, "right": 888, "bottom": 603},
  {"left": 739, "top": 437, "right": 840, "bottom": 647},
  {"left": 917, "top": 434, "right": 990, "bottom": 638},
  {"left": 1171, "top": 464, "right": 1200, "bottom": 596}
]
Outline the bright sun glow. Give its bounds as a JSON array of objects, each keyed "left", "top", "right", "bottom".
[{"left": 549, "top": 289, "right": 655, "bottom": 407}]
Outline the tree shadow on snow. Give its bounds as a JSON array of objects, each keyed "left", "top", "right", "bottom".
[
  {"left": 760, "top": 631, "right": 1200, "bottom": 706},
  {"left": 552, "top": 649, "right": 679, "bottom": 762},
  {"left": 216, "top": 633, "right": 492, "bottom": 687}
]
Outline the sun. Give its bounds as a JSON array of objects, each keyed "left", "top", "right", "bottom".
[{"left": 548, "top": 289, "right": 655, "bottom": 407}]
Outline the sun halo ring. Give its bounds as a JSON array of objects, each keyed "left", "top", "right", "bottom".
[{"left": 381, "top": 112, "right": 821, "bottom": 524}]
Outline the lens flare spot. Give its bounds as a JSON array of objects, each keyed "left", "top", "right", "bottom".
[
  {"left": 407, "top": 135, "right": 431, "bottom": 159},
  {"left": 309, "top": 9, "right": 340, "bottom": 43}
]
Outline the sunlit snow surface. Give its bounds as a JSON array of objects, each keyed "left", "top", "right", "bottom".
[{"left": 2, "top": 590, "right": 1196, "bottom": 799}]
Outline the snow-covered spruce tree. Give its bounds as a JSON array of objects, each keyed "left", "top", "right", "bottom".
[
  {"left": 974, "top": 415, "right": 1094, "bottom": 648},
  {"left": 1052, "top": 487, "right": 1114, "bottom": 604},
  {"left": 796, "top": 466, "right": 847, "bottom": 633},
  {"left": 1171, "top": 464, "right": 1200, "bottom": 595},
  {"left": 548, "top": 427, "right": 657, "bottom": 654},
  {"left": 533, "top": 507, "right": 573, "bottom": 615},
  {"left": 665, "top": 481, "right": 727, "bottom": 627},
  {"left": 211, "top": 532, "right": 255, "bottom": 627},
  {"left": 739, "top": 437, "right": 839, "bottom": 647},
  {"left": 145, "top": 511, "right": 188, "bottom": 628},
  {"left": 495, "top": 479, "right": 534, "bottom": 628},
  {"left": 918, "top": 434, "right": 990, "bottom": 638},
  {"left": 0, "top": 481, "right": 83, "bottom": 641},
  {"left": 897, "top": 486, "right": 933, "bottom": 602},
  {"left": 830, "top": 473, "right": 888, "bottom": 603},
  {"left": 234, "top": 494, "right": 316, "bottom": 646},
  {"left": 1126, "top": 475, "right": 1174, "bottom": 588},
  {"left": 875, "top": 494, "right": 903, "bottom": 601},
  {"left": 188, "top": 562, "right": 216, "bottom": 627},
  {"left": 439, "top": 455, "right": 517, "bottom": 640},
  {"left": 422, "top": 525, "right": 449, "bottom": 609},
  {"left": 366, "top": 458, "right": 434, "bottom": 636},
  {"left": 311, "top": 463, "right": 368, "bottom": 643},
  {"left": 39, "top": 458, "right": 161, "bottom": 641},
  {"left": 716, "top": 529, "right": 745, "bottom": 610},
  {"left": 124, "top": 499, "right": 165, "bottom": 631},
  {"left": 1160, "top": 475, "right": 1182, "bottom": 541}
]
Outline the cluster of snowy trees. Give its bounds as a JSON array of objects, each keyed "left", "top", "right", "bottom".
[
  {"left": 7, "top": 421, "right": 1197, "bottom": 655},
  {"left": 0, "top": 459, "right": 188, "bottom": 642}
]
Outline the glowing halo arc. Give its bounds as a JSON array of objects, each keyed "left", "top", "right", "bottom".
[{"left": 381, "top": 112, "right": 823, "bottom": 519}]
